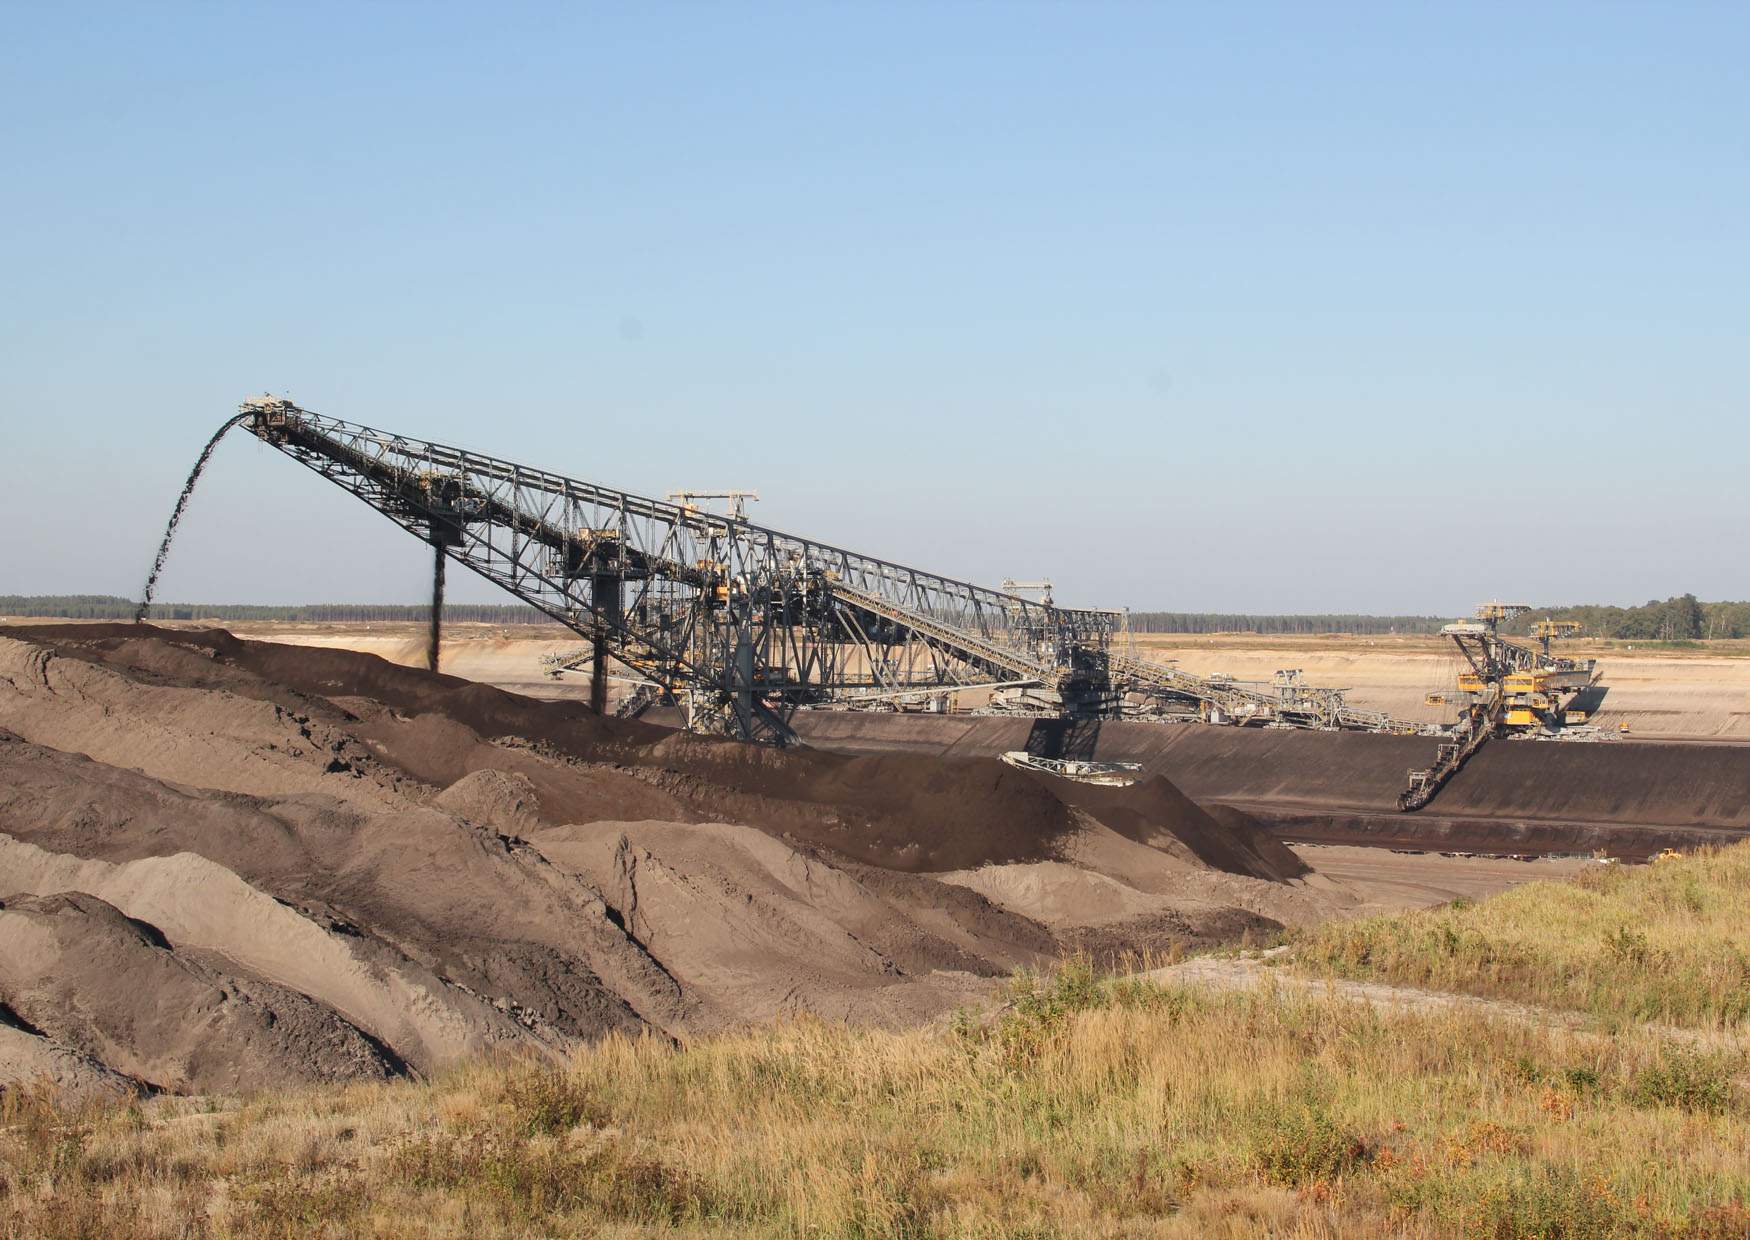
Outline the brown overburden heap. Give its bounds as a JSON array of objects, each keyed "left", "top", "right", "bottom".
[{"left": 0, "top": 624, "right": 1308, "bottom": 1096}]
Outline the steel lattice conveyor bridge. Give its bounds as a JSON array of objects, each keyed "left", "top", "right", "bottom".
[{"left": 240, "top": 397, "right": 1124, "bottom": 742}]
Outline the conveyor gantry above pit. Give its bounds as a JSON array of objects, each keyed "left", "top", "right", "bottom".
[{"left": 238, "top": 397, "right": 1123, "bottom": 743}]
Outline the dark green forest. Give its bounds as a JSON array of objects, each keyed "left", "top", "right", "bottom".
[
  {"left": 1498, "top": 595, "right": 1749, "bottom": 641},
  {"left": 1131, "top": 595, "right": 1747, "bottom": 639}
]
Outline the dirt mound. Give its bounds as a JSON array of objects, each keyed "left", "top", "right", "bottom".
[
  {"left": 530, "top": 820, "right": 1048, "bottom": 1026},
  {"left": 0, "top": 623, "right": 1315, "bottom": 1095},
  {"left": 822, "top": 855, "right": 1059, "bottom": 964},
  {"left": 0, "top": 743, "right": 673, "bottom": 1040},
  {"left": 934, "top": 859, "right": 1284, "bottom": 965},
  {"left": 941, "top": 811, "right": 1349, "bottom": 938},
  {"left": 0, "top": 834, "right": 560, "bottom": 1073},
  {"left": 1040, "top": 774, "right": 1307, "bottom": 880},
  {"left": 635, "top": 743, "right": 1088, "bottom": 872},
  {"left": 0, "top": 891, "right": 399, "bottom": 1092},
  {"left": 941, "top": 860, "right": 1174, "bottom": 927},
  {"left": 7, "top": 625, "right": 1304, "bottom": 878},
  {"left": 0, "top": 1014, "right": 139, "bottom": 1102},
  {"left": 431, "top": 768, "right": 547, "bottom": 835},
  {"left": 4, "top": 623, "right": 665, "bottom": 754}
]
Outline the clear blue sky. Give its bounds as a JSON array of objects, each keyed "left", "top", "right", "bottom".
[{"left": 3, "top": 3, "right": 1744, "bottom": 614}]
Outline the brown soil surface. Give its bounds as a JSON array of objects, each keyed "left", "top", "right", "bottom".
[
  {"left": 34, "top": 619, "right": 1744, "bottom": 736},
  {"left": 1285, "top": 845, "right": 1588, "bottom": 915},
  {"left": 113, "top": 621, "right": 1750, "bottom": 740},
  {"left": 0, "top": 623, "right": 1323, "bottom": 1096}
]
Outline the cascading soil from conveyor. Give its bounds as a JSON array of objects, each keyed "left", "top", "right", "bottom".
[
  {"left": 135, "top": 411, "right": 452, "bottom": 675},
  {"left": 134, "top": 414, "right": 249, "bottom": 623}
]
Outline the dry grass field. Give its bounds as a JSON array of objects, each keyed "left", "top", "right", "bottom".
[
  {"left": 7, "top": 847, "right": 1750, "bottom": 1238},
  {"left": 1300, "top": 843, "right": 1750, "bottom": 1029}
]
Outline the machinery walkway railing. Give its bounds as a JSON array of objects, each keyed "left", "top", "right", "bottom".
[{"left": 827, "top": 581, "right": 1058, "bottom": 686}]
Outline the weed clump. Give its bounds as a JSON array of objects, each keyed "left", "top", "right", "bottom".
[
  {"left": 1246, "top": 1101, "right": 1370, "bottom": 1186},
  {"left": 1629, "top": 1049, "right": 1736, "bottom": 1114},
  {"left": 1467, "top": 1164, "right": 1633, "bottom": 1239},
  {"left": 392, "top": 1129, "right": 718, "bottom": 1225},
  {"left": 494, "top": 1065, "right": 608, "bottom": 1136}
]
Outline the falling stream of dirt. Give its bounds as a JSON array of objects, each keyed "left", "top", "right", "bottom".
[
  {"left": 133, "top": 415, "right": 249, "bottom": 623},
  {"left": 428, "top": 539, "right": 444, "bottom": 671}
]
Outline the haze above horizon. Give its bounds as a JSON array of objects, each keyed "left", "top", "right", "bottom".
[{"left": 3, "top": 4, "right": 1745, "bottom": 614}]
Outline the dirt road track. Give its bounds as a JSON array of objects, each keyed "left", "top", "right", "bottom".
[
  {"left": 1148, "top": 950, "right": 1746, "bottom": 1051},
  {"left": 1288, "top": 845, "right": 1586, "bottom": 914}
]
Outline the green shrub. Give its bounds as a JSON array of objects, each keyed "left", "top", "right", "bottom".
[{"left": 1602, "top": 925, "right": 1651, "bottom": 966}]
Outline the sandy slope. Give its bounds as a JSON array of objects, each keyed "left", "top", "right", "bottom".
[
  {"left": 0, "top": 836, "right": 547, "bottom": 1074},
  {"left": 0, "top": 1019, "right": 137, "bottom": 1102},
  {"left": 532, "top": 821, "right": 1011, "bottom": 1026}
]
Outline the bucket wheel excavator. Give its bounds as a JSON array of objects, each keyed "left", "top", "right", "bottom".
[{"left": 1399, "top": 602, "right": 1604, "bottom": 810}]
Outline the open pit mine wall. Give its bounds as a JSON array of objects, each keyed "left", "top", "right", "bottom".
[{"left": 773, "top": 713, "right": 1750, "bottom": 859}]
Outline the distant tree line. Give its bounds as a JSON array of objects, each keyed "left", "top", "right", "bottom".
[
  {"left": 0, "top": 597, "right": 1455, "bottom": 633},
  {"left": 7, "top": 593, "right": 1747, "bottom": 639},
  {"left": 0, "top": 596, "right": 548, "bottom": 624},
  {"left": 1128, "top": 596, "right": 1749, "bottom": 640},
  {"left": 1126, "top": 612, "right": 1450, "bottom": 636}
]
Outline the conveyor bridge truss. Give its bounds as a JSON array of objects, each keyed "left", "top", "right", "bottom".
[
  {"left": 1109, "top": 655, "right": 1405, "bottom": 732},
  {"left": 240, "top": 398, "right": 1121, "bottom": 743}
]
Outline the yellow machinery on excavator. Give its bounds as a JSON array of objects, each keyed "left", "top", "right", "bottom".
[{"left": 1439, "top": 604, "right": 1599, "bottom": 734}]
